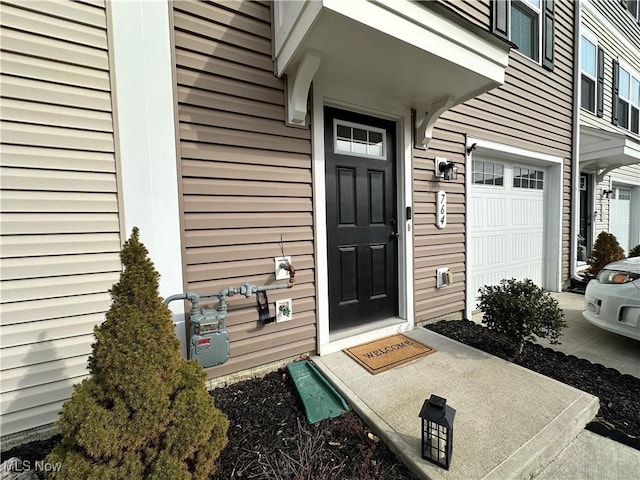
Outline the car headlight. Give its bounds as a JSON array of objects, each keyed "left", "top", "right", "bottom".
[{"left": 597, "top": 269, "right": 640, "bottom": 284}]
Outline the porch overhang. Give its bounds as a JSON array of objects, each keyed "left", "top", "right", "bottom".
[
  {"left": 274, "top": 0, "right": 511, "bottom": 147},
  {"left": 580, "top": 126, "right": 640, "bottom": 181}
]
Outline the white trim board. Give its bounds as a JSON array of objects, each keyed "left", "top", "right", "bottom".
[
  {"left": 465, "top": 137, "right": 564, "bottom": 320},
  {"left": 108, "top": 0, "right": 186, "bottom": 354}
]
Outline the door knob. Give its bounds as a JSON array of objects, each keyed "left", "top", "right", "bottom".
[{"left": 389, "top": 218, "right": 399, "bottom": 239}]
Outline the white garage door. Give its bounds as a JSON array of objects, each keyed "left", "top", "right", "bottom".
[
  {"left": 610, "top": 187, "right": 631, "bottom": 254},
  {"left": 469, "top": 160, "right": 546, "bottom": 305}
]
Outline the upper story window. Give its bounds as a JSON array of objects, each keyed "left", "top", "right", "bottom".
[
  {"left": 580, "top": 31, "right": 605, "bottom": 117},
  {"left": 511, "top": 0, "right": 541, "bottom": 62},
  {"left": 613, "top": 62, "right": 640, "bottom": 134},
  {"left": 580, "top": 36, "right": 597, "bottom": 112},
  {"left": 491, "top": 0, "right": 555, "bottom": 70},
  {"left": 621, "top": 0, "right": 639, "bottom": 21}
]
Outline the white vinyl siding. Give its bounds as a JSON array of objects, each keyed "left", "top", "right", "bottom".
[{"left": 0, "top": 0, "right": 121, "bottom": 439}]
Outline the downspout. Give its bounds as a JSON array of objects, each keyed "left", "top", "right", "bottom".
[{"left": 570, "top": 0, "right": 583, "bottom": 283}]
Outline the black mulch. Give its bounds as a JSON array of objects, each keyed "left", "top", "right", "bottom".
[
  {"left": 425, "top": 319, "right": 640, "bottom": 448},
  {"left": 3, "top": 319, "right": 639, "bottom": 477}
]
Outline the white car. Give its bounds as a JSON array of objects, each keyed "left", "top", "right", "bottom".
[{"left": 583, "top": 257, "right": 640, "bottom": 341}]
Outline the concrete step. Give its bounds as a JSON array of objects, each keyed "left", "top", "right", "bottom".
[{"left": 313, "top": 328, "right": 600, "bottom": 480}]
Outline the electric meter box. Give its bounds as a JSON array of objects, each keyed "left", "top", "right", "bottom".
[{"left": 189, "top": 307, "right": 230, "bottom": 368}]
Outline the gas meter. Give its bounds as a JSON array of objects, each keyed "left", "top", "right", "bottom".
[
  {"left": 189, "top": 306, "right": 229, "bottom": 367},
  {"left": 164, "top": 265, "right": 295, "bottom": 368}
]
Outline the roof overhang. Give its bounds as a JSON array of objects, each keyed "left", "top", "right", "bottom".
[
  {"left": 273, "top": 0, "right": 511, "bottom": 147},
  {"left": 580, "top": 126, "right": 640, "bottom": 181}
]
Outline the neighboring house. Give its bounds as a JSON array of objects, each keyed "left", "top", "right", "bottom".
[
  {"left": 1, "top": 0, "right": 576, "bottom": 446},
  {"left": 576, "top": 0, "right": 640, "bottom": 267}
]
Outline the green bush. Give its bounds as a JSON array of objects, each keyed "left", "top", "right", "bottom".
[
  {"left": 586, "top": 231, "right": 625, "bottom": 278},
  {"left": 629, "top": 244, "right": 640, "bottom": 258},
  {"left": 477, "top": 278, "right": 567, "bottom": 356},
  {"left": 44, "top": 228, "right": 228, "bottom": 480}
]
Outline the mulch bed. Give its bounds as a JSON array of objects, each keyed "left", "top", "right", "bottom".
[
  {"left": 425, "top": 319, "right": 640, "bottom": 447},
  {"left": 3, "top": 319, "right": 638, "bottom": 477}
]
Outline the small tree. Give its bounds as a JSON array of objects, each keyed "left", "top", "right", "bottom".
[
  {"left": 629, "top": 244, "right": 640, "bottom": 258},
  {"left": 586, "top": 231, "right": 625, "bottom": 278},
  {"left": 477, "top": 279, "right": 567, "bottom": 356},
  {"left": 45, "top": 228, "right": 228, "bottom": 480}
]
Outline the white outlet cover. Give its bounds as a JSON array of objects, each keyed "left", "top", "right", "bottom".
[
  {"left": 276, "top": 299, "right": 292, "bottom": 322},
  {"left": 436, "top": 267, "right": 450, "bottom": 289},
  {"left": 274, "top": 256, "right": 292, "bottom": 280}
]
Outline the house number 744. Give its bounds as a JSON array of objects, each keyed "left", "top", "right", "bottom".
[{"left": 436, "top": 191, "right": 447, "bottom": 229}]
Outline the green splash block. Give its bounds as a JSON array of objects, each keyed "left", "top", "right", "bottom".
[{"left": 287, "top": 360, "right": 349, "bottom": 424}]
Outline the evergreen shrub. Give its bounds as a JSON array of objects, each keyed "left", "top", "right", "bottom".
[
  {"left": 477, "top": 278, "right": 567, "bottom": 356},
  {"left": 586, "top": 231, "right": 625, "bottom": 278},
  {"left": 628, "top": 244, "right": 640, "bottom": 258},
  {"left": 44, "top": 228, "right": 228, "bottom": 479}
]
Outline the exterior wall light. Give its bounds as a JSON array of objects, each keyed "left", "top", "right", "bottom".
[
  {"left": 602, "top": 189, "right": 613, "bottom": 199},
  {"left": 419, "top": 394, "right": 456, "bottom": 470},
  {"left": 435, "top": 157, "right": 458, "bottom": 181}
]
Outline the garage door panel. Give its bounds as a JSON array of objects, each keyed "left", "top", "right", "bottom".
[
  {"left": 610, "top": 187, "right": 631, "bottom": 253},
  {"left": 470, "top": 160, "right": 546, "bottom": 308}
]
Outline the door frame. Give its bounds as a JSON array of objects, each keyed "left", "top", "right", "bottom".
[
  {"left": 312, "top": 83, "right": 414, "bottom": 355},
  {"left": 465, "top": 137, "right": 564, "bottom": 319}
]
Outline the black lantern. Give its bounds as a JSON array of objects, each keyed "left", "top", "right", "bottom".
[{"left": 418, "top": 394, "right": 456, "bottom": 469}]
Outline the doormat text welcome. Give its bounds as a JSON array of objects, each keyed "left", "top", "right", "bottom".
[{"left": 343, "top": 334, "right": 436, "bottom": 374}]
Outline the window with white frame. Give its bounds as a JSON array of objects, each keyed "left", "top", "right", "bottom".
[
  {"left": 619, "top": 66, "right": 631, "bottom": 129},
  {"left": 580, "top": 36, "right": 597, "bottom": 112},
  {"left": 491, "top": 0, "right": 555, "bottom": 70},
  {"left": 614, "top": 64, "right": 640, "bottom": 133},
  {"left": 632, "top": 77, "right": 640, "bottom": 134},
  {"left": 513, "top": 166, "right": 544, "bottom": 190},
  {"left": 334, "top": 120, "right": 386, "bottom": 160},
  {"left": 472, "top": 160, "right": 504, "bottom": 186},
  {"left": 510, "top": 0, "right": 541, "bottom": 62},
  {"left": 622, "top": 0, "right": 639, "bottom": 21}
]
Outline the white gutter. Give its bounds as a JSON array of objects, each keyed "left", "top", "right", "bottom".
[{"left": 570, "top": 0, "right": 582, "bottom": 283}]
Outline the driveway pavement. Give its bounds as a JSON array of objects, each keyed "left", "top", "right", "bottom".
[{"left": 473, "top": 291, "right": 640, "bottom": 378}]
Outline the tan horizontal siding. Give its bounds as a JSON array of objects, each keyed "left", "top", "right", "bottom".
[
  {"left": 2, "top": 0, "right": 107, "bottom": 28},
  {"left": 1, "top": 52, "right": 111, "bottom": 90},
  {"left": 0, "top": 0, "right": 120, "bottom": 438},
  {"left": 1, "top": 356, "right": 88, "bottom": 393},
  {"left": 185, "top": 226, "right": 313, "bottom": 248},
  {"left": 414, "top": 0, "right": 575, "bottom": 321},
  {"left": 173, "top": 0, "right": 315, "bottom": 380},
  {"left": 1, "top": 75, "right": 113, "bottom": 110},
  {"left": 412, "top": 126, "right": 467, "bottom": 322},
  {"left": 1, "top": 145, "right": 116, "bottom": 172},
  {"left": 441, "top": 0, "right": 490, "bottom": 29},
  {"left": 1, "top": 272, "right": 118, "bottom": 302}
]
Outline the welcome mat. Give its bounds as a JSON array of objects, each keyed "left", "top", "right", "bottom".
[{"left": 343, "top": 334, "right": 436, "bottom": 375}]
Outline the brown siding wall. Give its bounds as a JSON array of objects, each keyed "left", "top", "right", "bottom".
[
  {"left": 412, "top": 0, "right": 576, "bottom": 321},
  {"left": 0, "top": 0, "right": 121, "bottom": 438},
  {"left": 172, "top": 0, "right": 315, "bottom": 378}
]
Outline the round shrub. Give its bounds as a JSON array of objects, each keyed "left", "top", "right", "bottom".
[
  {"left": 477, "top": 278, "right": 567, "bottom": 356},
  {"left": 629, "top": 244, "right": 640, "bottom": 258},
  {"left": 44, "top": 228, "right": 228, "bottom": 479},
  {"left": 586, "top": 231, "right": 625, "bottom": 278}
]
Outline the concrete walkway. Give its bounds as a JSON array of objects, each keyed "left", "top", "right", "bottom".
[{"left": 312, "top": 328, "right": 621, "bottom": 480}]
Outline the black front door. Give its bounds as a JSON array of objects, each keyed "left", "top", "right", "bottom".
[
  {"left": 579, "top": 174, "right": 593, "bottom": 260},
  {"left": 324, "top": 107, "right": 398, "bottom": 332}
]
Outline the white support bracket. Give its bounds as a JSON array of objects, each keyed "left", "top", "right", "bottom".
[
  {"left": 414, "top": 96, "right": 455, "bottom": 149},
  {"left": 285, "top": 50, "right": 321, "bottom": 127},
  {"left": 596, "top": 165, "right": 618, "bottom": 183}
]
